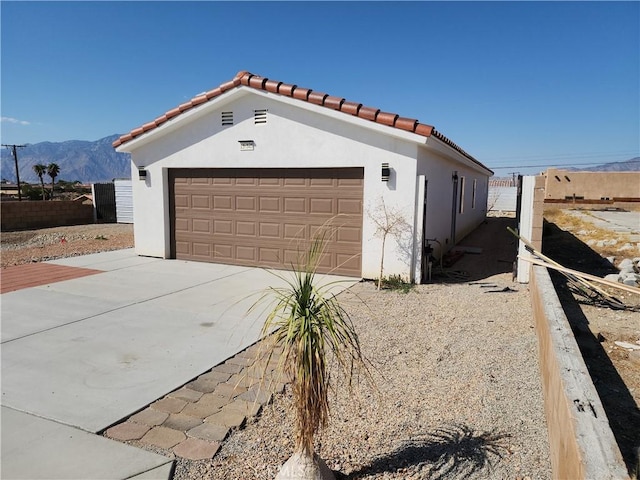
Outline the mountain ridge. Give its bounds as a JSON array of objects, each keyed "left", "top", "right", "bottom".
[
  {"left": 1, "top": 135, "right": 638, "bottom": 183},
  {"left": 1, "top": 134, "right": 131, "bottom": 183}
]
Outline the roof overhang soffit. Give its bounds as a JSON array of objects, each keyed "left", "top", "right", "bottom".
[{"left": 424, "top": 136, "right": 494, "bottom": 176}]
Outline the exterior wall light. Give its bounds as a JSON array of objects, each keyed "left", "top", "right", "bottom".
[
  {"left": 138, "top": 167, "right": 147, "bottom": 180},
  {"left": 381, "top": 162, "right": 391, "bottom": 182},
  {"left": 239, "top": 140, "right": 255, "bottom": 151}
]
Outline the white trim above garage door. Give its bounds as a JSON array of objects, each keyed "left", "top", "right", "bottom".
[{"left": 169, "top": 168, "right": 364, "bottom": 277}]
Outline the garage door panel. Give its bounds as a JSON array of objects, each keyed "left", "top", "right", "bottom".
[
  {"left": 236, "top": 196, "right": 257, "bottom": 211},
  {"left": 336, "top": 226, "right": 361, "bottom": 243},
  {"left": 175, "top": 194, "right": 189, "bottom": 208},
  {"left": 236, "top": 246, "right": 257, "bottom": 262},
  {"left": 259, "top": 197, "right": 280, "bottom": 213},
  {"left": 283, "top": 177, "right": 306, "bottom": 186},
  {"left": 338, "top": 199, "right": 362, "bottom": 215},
  {"left": 191, "top": 195, "right": 210, "bottom": 209},
  {"left": 259, "top": 222, "right": 281, "bottom": 238},
  {"left": 192, "top": 243, "right": 211, "bottom": 257},
  {"left": 192, "top": 219, "right": 211, "bottom": 233},
  {"left": 283, "top": 197, "right": 306, "bottom": 214},
  {"left": 213, "top": 219, "right": 232, "bottom": 235},
  {"left": 213, "top": 195, "right": 232, "bottom": 210},
  {"left": 175, "top": 241, "right": 191, "bottom": 255},
  {"left": 171, "top": 168, "right": 363, "bottom": 276},
  {"left": 259, "top": 177, "right": 280, "bottom": 186},
  {"left": 236, "top": 221, "right": 256, "bottom": 236},
  {"left": 284, "top": 223, "right": 306, "bottom": 240},
  {"left": 213, "top": 244, "right": 233, "bottom": 259},
  {"left": 310, "top": 198, "right": 333, "bottom": 214},
  {"left": 236, "top": 178, "right": 257, "bottom": 186}
]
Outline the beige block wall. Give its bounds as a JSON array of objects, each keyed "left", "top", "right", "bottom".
[
  {"left": 544, "top": 169, "right": 640, "bottom": 201},
  {"left": 1, "top": 201, "right": 94, "bottom": 231},
  {"left": 530, "top": 266, "right": 629, "bottom": 480}
]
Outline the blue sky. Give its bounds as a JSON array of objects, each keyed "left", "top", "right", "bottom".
[{"left": 1, "top": 1, "right": 638, "bottom": 176}]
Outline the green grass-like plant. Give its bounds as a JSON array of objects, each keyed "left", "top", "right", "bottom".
[
  {"left": 253, "top": 232, "right": 370, "bottom": 464},
  {"left": 379, "top": 274, "right": 415, "bottom": 293}
]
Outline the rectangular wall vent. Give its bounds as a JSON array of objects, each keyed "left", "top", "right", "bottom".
[
  {"left": 221, "top": 111, "right": 233, "bottom": 126},
  {"left": 254, "top": 109, "right": 268, "bottom": 124}
]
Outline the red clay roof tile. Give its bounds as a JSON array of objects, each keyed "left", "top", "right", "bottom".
[
  {"left": 292, "top": 87, "right": 311, "bottom": 101},
  {"left": 377, "top": 112, "right": 398, "bottom": 127},
  {"left": 414, "top": 124, "right": 434, "bottom": 136},
  {"left": 395, "top": 117, "right": 418, "bottom": 132},
  {"left": 278, "top": 83, "right": 296, "bottom": 96},
  {"left": 358, "top": 106, "right": 380, "bottom": 121},
  {"left": 308, "top": 91, "right": 328, "bottom": 105},
  {"left": 113, "top": 70, "right": 488, "bottom": 171},
  {"left": 340, "top": 101, "right": 362, "bottom": 116},
  {"left": 264, "top": 80, "right": 281, "bottom": 93},
  {"left": 323, "top": 95, "right": 344, "bottom": 110},
  {"left": 249, "top": 76, "right": 267, "bottom": 89}
]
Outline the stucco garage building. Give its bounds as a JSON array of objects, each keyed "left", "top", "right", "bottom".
[{"left": 114, "top": 71, "right": 493, "bottom": 282}]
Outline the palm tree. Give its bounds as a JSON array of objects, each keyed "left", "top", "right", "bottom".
[
  {"left": 32, "top": 164, "right": 47, "bottom": 200},
  {"left": 254, "top": 233, "right": 370, "bottom": 480},
  {"left": 47, "top": 163, "right": 60, "bottom": 200}
]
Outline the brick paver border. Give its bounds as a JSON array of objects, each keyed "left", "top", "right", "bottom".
[{"left": 105, "top": 339, "right": 286, "bottom": 461}]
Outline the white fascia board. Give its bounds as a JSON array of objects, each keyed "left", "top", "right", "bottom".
[
  {"left": 115, "top": 88, "right": 251, "bottom": 153},
  {"left": 425, "top": 136, "right": 492, "bottom": 176},
  {"left": 253, "top": 89, "right": 429, "bottom": 145}
]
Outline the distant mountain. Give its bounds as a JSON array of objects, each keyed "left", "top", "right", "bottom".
[
  {"left": 0, "top": 134, "right": 131, "bottom": 184},
  {"left": 568, "top": 157, "right": 640, "bottom": 172}
]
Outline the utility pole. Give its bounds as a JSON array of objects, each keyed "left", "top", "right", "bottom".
[
  {"left": 507, "top": 171, "right": 519, "bottom": 187},
  {"left": 2, "top": 144, "right": 26, "bottom": 201}
]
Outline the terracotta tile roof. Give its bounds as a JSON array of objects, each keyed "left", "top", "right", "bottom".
[{"left": 113, "top": 71, "right": 489, "bottom": 171}]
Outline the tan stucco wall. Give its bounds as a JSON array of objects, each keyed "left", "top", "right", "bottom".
[{"left": 544, "top": 169, "right": 640, "bottom": 200}]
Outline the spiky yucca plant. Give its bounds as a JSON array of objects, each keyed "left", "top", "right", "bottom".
[{"left": 255, "top": 233, "right": 368, "bottom": 479}]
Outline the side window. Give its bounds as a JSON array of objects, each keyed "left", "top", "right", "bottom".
[{"left": 459, "top": 176, "right": 465, "bottom": 214}]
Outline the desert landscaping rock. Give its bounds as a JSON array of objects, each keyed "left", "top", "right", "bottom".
[
  {"left": 142, "top": 426, "right": 187, "bottom": 449},
  {"left": 173, "top": 438, "right": 221, "bottom": 461},
  {"left": 106, "top": 422, "right": 151, "bottom": 441},
  {"left": 129, "top": 408, "right": 169, "bottom": 427}
]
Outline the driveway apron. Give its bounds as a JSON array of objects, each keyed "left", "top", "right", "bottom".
[{"left": 1, "top": 249, "right": 357, "bottom": 478}]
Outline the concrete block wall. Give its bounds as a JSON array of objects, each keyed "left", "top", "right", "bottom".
[
  {"left": 0, "top": 201, "right": 94, "bottom": 231},
  {"left": 530, "top": 266, "right": 629, "bottom": 480}
]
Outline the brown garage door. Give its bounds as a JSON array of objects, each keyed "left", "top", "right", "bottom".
[{"left": 169, "top": 168, "right": 363, "bottom": 276}]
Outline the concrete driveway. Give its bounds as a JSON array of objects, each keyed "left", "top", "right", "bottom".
[{"left": 1, "top": 249, "right": 357, "bottom": 479}]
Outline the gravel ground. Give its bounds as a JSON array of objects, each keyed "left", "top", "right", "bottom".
[
  {"left": 169, "top": 276, "right": 551, "bottom": 480},
  {"left": 1, "top": 220, "right": 553, "bottom": 479},
  {"left": 0, "top": 223, "right": 134, "bottom": 268}
]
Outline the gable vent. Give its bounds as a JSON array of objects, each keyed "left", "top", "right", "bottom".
[
  {"left": 254, "top": 109, "right": 268, "bottom": 124},
  {"left": 221, "top": 111, "right": 234, "bottom": 126}
]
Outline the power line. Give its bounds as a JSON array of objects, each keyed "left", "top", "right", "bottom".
[
  {"left": 490, "top": 160, "right": 639, "bottom": 170},
  {"left": 2, "top": 144, "right": 26, "bottom": 201}
]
